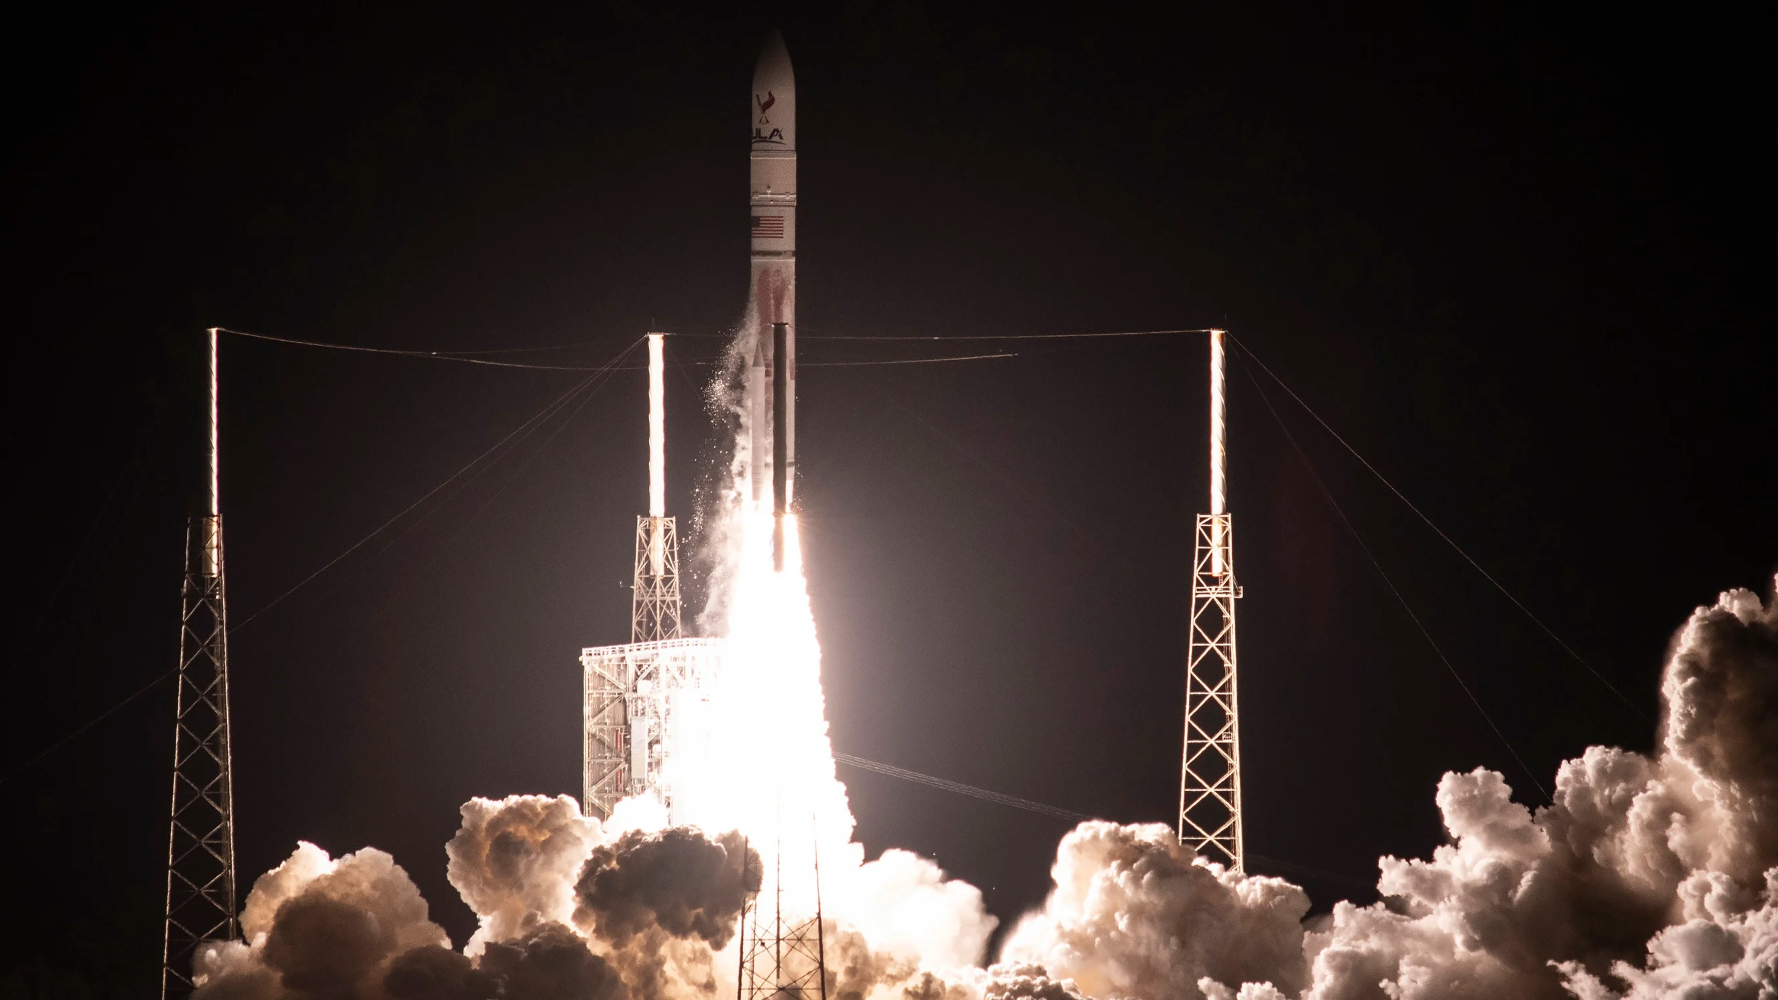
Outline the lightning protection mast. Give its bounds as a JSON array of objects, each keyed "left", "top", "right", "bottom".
[
  {"left": 161, "top": 328, "right": 239, "bottom": 998},
  {"left": 634, "top": 332, "right": 683, "bottom": 643},
  {"left": 582, "top": 333, "right": 719, "bottom": 822},
  {"left": 1179, "top": 328, "right": 1245, "bottom": 872}
]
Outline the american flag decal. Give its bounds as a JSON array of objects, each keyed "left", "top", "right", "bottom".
[{"left": 750, "top": 215, "right": 786, "bottom": 239}]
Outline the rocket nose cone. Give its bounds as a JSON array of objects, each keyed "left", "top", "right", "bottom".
[
  {"left": 753, "top": 28, "right": 793, "bottom": 91},
  {"left": 751, "top": 29, "right": 795, "bottom": 148}
]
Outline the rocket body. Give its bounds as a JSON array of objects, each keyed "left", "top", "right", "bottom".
[{"left": 749, "top": 31, "right": 795, "bottom": 532}]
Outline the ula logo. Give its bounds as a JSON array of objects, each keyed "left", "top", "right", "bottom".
[{"left": 752, "top": 91, "right": 786, "bottom": 144}]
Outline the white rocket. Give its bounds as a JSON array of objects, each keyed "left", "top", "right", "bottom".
[{"left": 748, "top": 30, "right": 796, "bottom": 570}]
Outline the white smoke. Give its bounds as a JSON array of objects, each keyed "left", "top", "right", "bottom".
[
  {"left": 193, "top": 842, "right": 452, "bottom": 998},
  {"left": 1000, "top": 822, "right": 1312, "bottom": 996},
  {"left": 446, "top": 793, "right": 597, "bottom": 953}
]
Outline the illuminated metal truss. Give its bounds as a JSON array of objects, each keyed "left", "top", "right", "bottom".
[
  {"left": 163, "top": 329, "right": 238, "bottom": 999},
  {"left": 736, "top": 840, "right": 828, "bottom": 1000},
  {"left": 582, "top": 501, "right": 721, "bottom": 821},
  {"left": 1180, "top": 514, "right": 1244, "bottom": 869},
  {"left": 632, "top": 516, "right": 683, "bottom": 642},
  {"left": 581, "top": 637, "right": 720, "bottom": 821},
  {"left": 161, "top": 514, "right": 238, "bottom": 999},
  {"left": 1179, "top": 329, "right": 1245, "bottom": 872}
]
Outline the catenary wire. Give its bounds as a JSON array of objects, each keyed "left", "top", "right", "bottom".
[
  {"left": 220, "top": 327, "right": 642, "bottom": 370},
  {"left": 0, "top": 342, "right": 645, "bottom": 785},
  {"left": 9, "top": 391, "right": 172, "bottom": 674},
  {"left": 1235, "top": 351, "right": 1550, "bottom": 800},
  {"left": 455, "top": 346, "right": 630, "bottom": 514},
  {"left": 343, "top": 340, "right": 645, "bottom": 571},
  {"left": 0, "top": 667, "right": 177, "bottom": 787},
  {"left": 229, "top": 339, "right": 643, "bottom": 632},
  {"left": 832, "top": 752, "right": 1373, "bottom": 889},
  {"left": 799, "top": 352, "right": 1015, "bottom": 366},
  {"left": 1228, "top": 336, "right": 1644, "bottom": 721},
  {"left": 226, "top": 327, "right": 1019, "bottom": 368},
  {"left": 254, "top": 351, "right": 638, "bottom": 693},
  {"left": 794, "top": 326, "right": 1220, "bottom": 341},
  {"left": 834, "top": 752, "right": 1087, "bottom": 821},
  {"left": 229, "top": 338, "right": 643, "bottom": 626}
]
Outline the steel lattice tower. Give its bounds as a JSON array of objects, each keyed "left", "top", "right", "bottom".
[
  {"left": 735, "top": 837, "right": 828, "bottom": 1000},
  {"left": 631, "top": 514, "right": 683, "bottom": 643},
  {"left": 1179, "top": 329, "right": 1245, "bottom": 872},
  {"left": 583, "top": 334, "right": 719, "bottom": 821},
  {"left": 162, "top": 328, "right": 238, "bottom": 999}
]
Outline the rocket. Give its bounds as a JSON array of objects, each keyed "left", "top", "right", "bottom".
[{"left": 748, "top": 30, "right": 795, "bottom": 570}]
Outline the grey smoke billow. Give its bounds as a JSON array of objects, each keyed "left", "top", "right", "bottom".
[
  {"left": 476, "top": 923, "right": 629, "bottom": 1000},
  {"left": 573, "top": 827, "right": 754, "bottom": 948},
  {"left": 380, "top": 923, "right": 630, "bottom": 1000},
  {"left": 383, "top": 945, "right": 494, "bottom": 1000},
  {"left": 448, "top": 796, "right": 749, "bottom": 1000},
  {"left": 197, "top": 577, "right": 1777, "bottom": 1000}
]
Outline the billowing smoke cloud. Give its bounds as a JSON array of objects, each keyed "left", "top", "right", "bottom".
[
  {"left": 977, "top": 964, "right": 1091, "bottom": 1000},
  {"left": 197, "top": 579, "right": 1777, "bottom": 1000},
  {"left": 193, "top": 842, "right": 453, "bottom": 998},
  {"left": 477, "top": 923, "right": 629, "bottom": 1000},
  {"left": 573, "top": 827, "right": 752, "bottom": 948},
  {"left": 192, "top": 798, "right": 744, "bottom": 1000},
  {"left": 382, "top": 924, "right": 628, "bottom": 1000},
  {"left": 1000, "top": 822, "right": 1312, "bottom": 997},
  {"left": 843, "top": 848, "right": 999, "bottom": 971},
  {"left": 446, "top": 794, "right": 598, "bottom": 951},
  {"left": 1000, "top": 579, "right": 1778, "bottom": 999},
  {"left": 571, "top": 826, "right": 755, "bottom": 1000}
]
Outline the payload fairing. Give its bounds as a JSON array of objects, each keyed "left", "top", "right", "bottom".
[{"left": 748, "top": 30, "right": 796, "bottom": 570}]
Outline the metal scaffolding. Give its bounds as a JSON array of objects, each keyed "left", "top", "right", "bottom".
[
  {"left": 631, "top": 516, "right": 683, "bottom": 643},
  {"left": 162, "top": 329, "right": 238, "bottom": 999},
  {"left": 581, "top": 333, "right": 721, "bottom": 821},
  {"left": 581, "top": 636, "right": 719, "bottom": 821},
  {"left": 1179, "top": 330, "right": 1245, "bottom": 871},
  {"left": 736, "top": 838, "right": 828, "bottom": 1000}
]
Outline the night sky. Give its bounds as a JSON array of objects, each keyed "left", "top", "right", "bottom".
[{"left": 4, "top": 4, "right": 1771, "bottom": 995}]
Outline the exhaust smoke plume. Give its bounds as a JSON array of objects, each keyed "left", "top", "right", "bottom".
[{"left": 191, "top": 317, "right": 1776, "bottom": 999}]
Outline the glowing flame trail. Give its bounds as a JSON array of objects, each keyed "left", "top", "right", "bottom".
[
  {"left": 672, "top": 505, "right": 855, "bottom": 908},
  {"left": 648, "top": 333, "right": 665, "bottom": 520}
]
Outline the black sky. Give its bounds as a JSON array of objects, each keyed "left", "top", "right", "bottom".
[{"left": 3, "top": 3, "right": 1771, "bottom": 995}]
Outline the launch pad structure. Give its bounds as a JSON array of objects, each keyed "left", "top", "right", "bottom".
[{"left": 582, "top": 334, "right": 720, "bottom": 822}]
